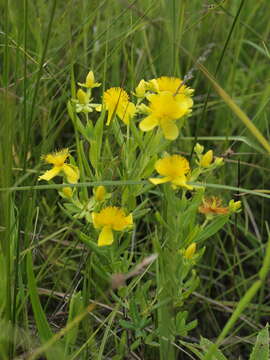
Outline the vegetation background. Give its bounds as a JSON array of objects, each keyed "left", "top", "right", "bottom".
[{"left": 0, "top": 0, "right": 270, "bottom": 359}]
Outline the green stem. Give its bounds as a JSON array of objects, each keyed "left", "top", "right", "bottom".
[{"left": 158, "top": 186, "right": 179, "bottom": 359}]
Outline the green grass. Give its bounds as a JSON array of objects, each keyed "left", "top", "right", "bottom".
[{"left": 1, "top": 0, "right": 270, "bottom": 359}]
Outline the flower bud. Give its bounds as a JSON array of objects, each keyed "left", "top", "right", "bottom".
[
  {"left": 184, "top": 243, "right": 196, "bottom": 259},
  {"left": 77, "top": 89, "right": 89, "bottom": 105},
  {"left": 200, "top": 150, "right": 213, "bottom": 167},
  {"left": 194, "top": 143, "right": 204, "bottom": 155},
  {"left": 86, "top": 71, "right": 95, "bottom": 88},
  {"left": 214, "top": 157, "right": 224, "bottom": 166},
  {"left": 147, "top": 79, "right": 159, "bottom": 92},
  {"left": 229, "top": 200, "right": 241, "bottom": 212},
  {"left": 60, "top": 187, "right": 73, "bottom": 198},
  {"left": 135, "top": 79, "right": 147, "bottom": 97},
  {"left": 94, "top": 185, "right": 106, "bottom": 202},
  {"left": 136, "top": 103, "right": 151, "bottom": 115}
]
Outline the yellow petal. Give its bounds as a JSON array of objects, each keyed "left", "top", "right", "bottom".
[
  {"left": 156, "top": 76, "right": 183, "bottom": 94},
  {"left": 44, "top": 148, "right": 69, "bottom": 165},
  {"left": 149, "top": 176, "right": 171, "bottom": 185},
  {"left": 175, "top": 93, "right": 193, "bottom": 105},
  {"left": 154, "top": 155, "right": 190, "bottom": 178},
  {"left": 113, "top": 214, "right": 133, "bottom": 231},
  {"left": 98, "top": 226, "right": 114, "bottom": 246},
  {"left": 160, "top": 119, "right": 179, "bottom": 140},
  {"left": 117, "top": 102, "right": 136, "bottom": 124},
  {"left": 106, "top": 109, "right": 114, "bottom": 125},
  {"left": 38, "top": 167, "right": 61, "bottom": 181},
  {"left": 139, "top": 115, "right": 159, "bottom": 131},
  {"left": 62, "top": 164, "right": 80, "bottom": 184},
  {"left": 172, "top": 176, "right": 193, "bottom": 190}
]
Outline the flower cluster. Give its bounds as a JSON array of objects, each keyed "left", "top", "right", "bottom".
[
  {"left": 38, "top": 69, "right": 241, "bottom": 251},
  {"left": 38, "top": 148, "right": 132, "bottom": 246},
  {"left": 72, "top": 72, "right": 194, "bottom": 141},
  {"left": 73, "top": 70, "right": 101, "bottom": 114}
]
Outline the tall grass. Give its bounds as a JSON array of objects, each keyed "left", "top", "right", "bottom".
[{"left": 0, "top": 0, "right": 270, "bottom": 359}]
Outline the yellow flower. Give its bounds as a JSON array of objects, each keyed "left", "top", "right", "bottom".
[
  {"left": 93, "top": 185, "right": 106, "bottom": 202},
  {"left": 139, "top": 92, "right": 189, "bottom": 140},
  {"left": 38, "top": 149, "right": 80, "bottom": 184},
  {"left": 184, "top": 243, "right": 197, "bottom": 259},
  {"left": 78, "top": 70, "right": 101, "bottom": 89},
  {"left": 92, "top": 206, "right": 133, "bottom": 246},
  {"left": 149, "top": 154, "right": 192, "bottom": 190},
  {"left": 139, "top": 92, "right": 191, "bottom": 140},
  {"left": 199, "top": 150, "right": 213, "bottom": 168},
  {"left": 155, "top": 76, "right": 194, "bottom": 97},
  {"left": 198, "top": 197, "right": 229, "bottom": 215},
  {"left": 102, "top": 87, "right": 136, "bottom": 125}
]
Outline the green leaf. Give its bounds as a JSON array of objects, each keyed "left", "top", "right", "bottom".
[
  {"left": 119, "top": 320, "right": 136, "bottom": 330},
  {"left": 197, "top": 215, "right": 229, "bottom": 243},
  {"left": 200, "top": 337, "right": 228, "bottom": 360},
  {"left": 249, "top": 324, "right": 269, "bottom": 360},
  {"left": 89, "top": 111, "right": 105, "bottom": 171},
  {"left": 175, "top": 311, "right": 198, "bottom": 336},
  {"left": 131, "top": 338, "right": 142, "bottom": 351},
  {"left": 27, "top": 252, "right": 64, "bottom": 360},
  {"left": 64, "top": 291, "right": 84, "bottom": 354}
]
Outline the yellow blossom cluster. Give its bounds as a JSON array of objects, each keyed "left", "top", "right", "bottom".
[
  {"left": 74, "top": 70, "right": 101, "bottom": 113},
  {"left": 37, "top": 70, "right": 241, "bottom": 250},
  {"left": 72, "top": 72, "right": 194, "bottom": 141}
]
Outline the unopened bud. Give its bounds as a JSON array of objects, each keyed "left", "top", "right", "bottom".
[
  {"left": 94, "top": 185, "right": 106, "bottom": 202},
  {"left": 200, "top": 150, "right": 213, "bottom": 167},
  {"left": 135, "top": 79, "right": 147, "bottom": 97},
  {"left": 61, "top": 187, "right": 73, "bottom": 198},
  {"left": 229, "top": 200, "right": 241, "bottom": 212},
  {"left": 85, "top": 71, "right": 95, "bottom": 88},
  {"left": 214, "top": 157, "right": 224, "bottom": 166},
  {"left": 184, "top": 243, "right": 196, "bottom": 259},
  {"left": 194, "top": 143, "right": 204, "bottom": 155},
  {"left": 77, "top": 89, "right": 88, "bottom": 104},
  {"left": 147, "top": 79, "right": 159, "bottom": 92}
]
